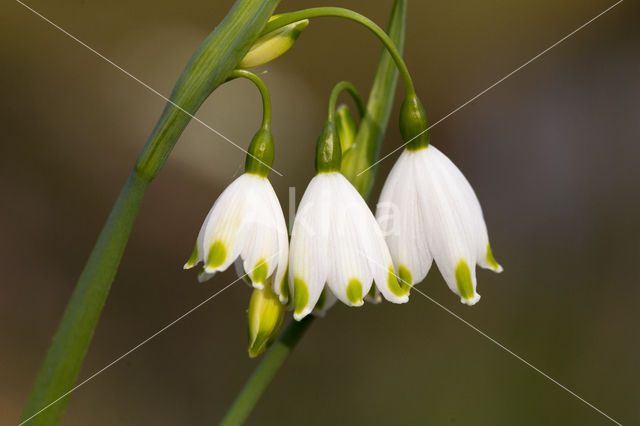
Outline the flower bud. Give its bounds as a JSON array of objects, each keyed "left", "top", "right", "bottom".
[
  {"left": 239, "top": 18, "right": 309, "bottom": 69},
  {"left": 247, "top": 283, "right": 285, "bottom": 358},
  {"left": 335, "top": 104, "right": 358, "bottom": 153}
]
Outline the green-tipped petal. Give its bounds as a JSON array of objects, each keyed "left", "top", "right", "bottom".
[
  {"left": 293, "top": 277, "right": 310, "bottom": 320},
  {"left": 485, "top": 243, "right": 503, "bottom": 273},
  {"left": 184, "top": 244, "right": 199, "bottom": 269},
  {"left": 206, "top": 241, "right": 227, "bottom": 270},
  {"left": 387, "top": 266, "right": 411, "bottom": 298},
  {"left": 251, "top": 258, "right": 269, "bottom": 288},
  {"left": 346, "top": 278, "right": 364, "bottom": 306},
  {"left": 455, "top": 260, "right": 480, "bottom": 305}
]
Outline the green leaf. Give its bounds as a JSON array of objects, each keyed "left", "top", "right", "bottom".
[
  {"left": 341, "top": 0, "right": 406, "bottom": 198},
  {"left": 21, "top": 1, "right": 280, "bottom": 424}
]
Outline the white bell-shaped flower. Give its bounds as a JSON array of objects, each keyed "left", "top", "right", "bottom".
[
  {"left": 289, "top": 172, "right": 408, "bottom": 320},
  {"left": 376, "top": 145, "right": 502, "bottom": 305},
  {"left": 184, "top": 172, "right": 289, "bottom": 301}
]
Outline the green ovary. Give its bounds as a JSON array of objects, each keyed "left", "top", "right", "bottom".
[
  {"left": 387, "top": 266, "right": 410, "bottom": 297},
  {"left": 206, "top": 241, "right": 227, "bottom": 269},
  {"left": 455, "top": 260, "right": 474, "bottom": 300},
  {"left": 293, "top": 277, "right": 309, "bottom": 316},
  {"left": 346, "top": 278, "right": 363, "bottom": 305}
]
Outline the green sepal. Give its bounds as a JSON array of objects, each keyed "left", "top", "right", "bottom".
[
  {"left": 400, "top": 93, "right": 429, "bottom": 151},
  {"left": 315, "top": 120, "right": 342, "bottom": 173},
  {"left": 245, "top": 128, "right": 275, "bottom": 177},
  {"left": 247, "top": 284, "right": 285, "bottom": 358},
  {"left": 335, "top": 104, "right": 357, "bottom": 154}
]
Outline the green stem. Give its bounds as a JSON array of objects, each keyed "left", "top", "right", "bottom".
[
  {"left": 341, "top": 0, "right": 407, "bottom": 199},
  {"left": 220, "top": 1, "right": 407, "bottom": 423},
  {"left": 21, "top": 1, "right": 279, "bottom": 424},
  {"left": 228, "top": 69, "right": 272, "bottom": 130},
  {"left": 263, "top": 7, "right": 415, "bottom": 97},
  {"left": 327, "top": 81, "right": 365, "bottom": 121},
  {"left": 220, "top": 316, "right": 315, "bottom": 426}
]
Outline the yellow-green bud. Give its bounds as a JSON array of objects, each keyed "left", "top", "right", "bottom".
[
  {"left": 335, "top": 104, "right": 357, "bottom": 153},
  {"left": 247, "top": 283, "right": 285, "bottom": 358},
  {"left": 239, "top": 18, "right": 309, "bottom": 69}
]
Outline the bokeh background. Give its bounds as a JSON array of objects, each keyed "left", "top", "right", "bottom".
[{"left": 2, "top": 0, "right": 639, "bottom": 424}]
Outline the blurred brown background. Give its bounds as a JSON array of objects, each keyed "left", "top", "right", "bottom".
[{"left": 1, "top": 0, "right": 639, "bottom": 424}]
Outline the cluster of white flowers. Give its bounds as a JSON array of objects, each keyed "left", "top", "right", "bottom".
[{"left": 185, "top": 143, "right": 502, "bottom": 320}]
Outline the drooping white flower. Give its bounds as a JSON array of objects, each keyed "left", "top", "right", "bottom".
[
  {"left": 184, "top": 173, "right": 289, "bottom": 301},
  {"left": 376, "top": 145, "right": 502, "bottom": 306},
  {"left": 289, "top": 172, "right": 408, "bottom": 320}
]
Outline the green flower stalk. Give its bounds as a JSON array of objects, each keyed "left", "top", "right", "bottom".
[{"left": 21, "top": 1, "right": 280, "bottom": 425}]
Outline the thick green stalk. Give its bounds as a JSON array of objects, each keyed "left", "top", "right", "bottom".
[
  {"left": 20, "top": 1, "right": 279, "bottom": 425},
  {"left": 220, "top": 1, "right": 407, "bottom": 423},
  {"left": 220, "top": 316, "right": 315, "bottom": 426},
  {"left": 342, "top": 0, "right": 406, "bottom": 198}
]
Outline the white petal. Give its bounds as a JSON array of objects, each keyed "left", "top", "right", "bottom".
[
  {"left": 289, "top": 174, "right": 332, "bottom": 320},
  {"left": 329, "top": 173, "right": 408, "bottom": 305},
  {"left": 416, "top": 145, "right": 490, "bottom": 305},
  {"left": 201, "top": 174, "right": 255, "bottom": 274},
  {"left": 264, "top": 179, "right": 290, "bottom": 303},
  {"left": 197, "top": 270, "right": 215, "bottom": 283},
  {"left": 324, "top": 174, "right": 373, "bottom": 307},
  {"left": 366, "top": 224, "right": 410, "bottom": 304},
  {"left": 376, "top": 150, "right": 433, "bottom": 286},
  {"left": 240, "top": 178, "right": 279, "bottom": 289}
]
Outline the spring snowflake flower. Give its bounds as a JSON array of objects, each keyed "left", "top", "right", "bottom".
[
  {"left": 376, "top": 144, "right": 502, "bottom": 305},
  {"left": 375, "top": 94, "right": 503, "bottom": 305},
  {"left": 184, "top": 172, "right": 289, "bottom": 300},
  {"left": 289, "top": 172, "right": 408, "bottom": 320}
]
